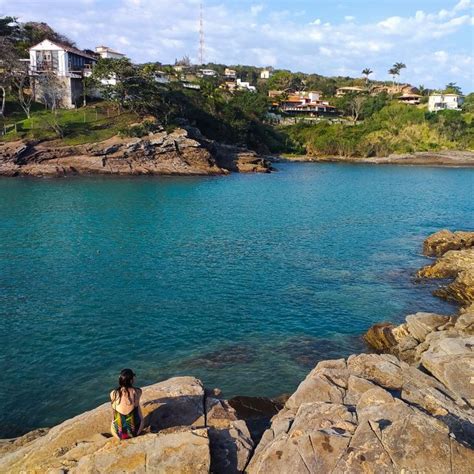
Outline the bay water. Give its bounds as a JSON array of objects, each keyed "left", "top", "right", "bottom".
[{"left": 1, "top": 162, "right": 473, "bottom": 437}]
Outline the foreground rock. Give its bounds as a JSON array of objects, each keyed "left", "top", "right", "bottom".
[
  {"left": 247, "top": 354, "right": 474, "bottom": 473},
  {"left": 0, "top": 128, "right": 273, "bottom": 177},
  {"left": 0, "top": 377, "right": 253, "bottom": 473}
]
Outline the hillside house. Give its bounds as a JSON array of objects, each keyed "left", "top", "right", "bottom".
[
  {"left": 29, "top": 39, "right": 98, "bottom": 108},
  {"left": 95, "top": 46, "right": 125, "bottom": 59},
  {"left": 270, "top": 90, "right": 336, "bottom": 116},
  {"left": 198, "top": 68, "right": 217, "bottom": 77},
  {"left": 428, "top": 93, "right": 464, "bottom": 112},
  {"left": 224, "top": 68, "right": 237, "bottom": 78},
  {"left": 260, "top": 69, "right": 272, "bottom": 80},
  {"left": 336, "top": 86, "right": 365, "bottom": 97},
  {"left": 398, "top": 93, "right": 422, "bottom": 105}
]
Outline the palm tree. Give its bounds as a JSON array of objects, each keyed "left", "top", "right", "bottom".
[
  {"left": 362, "top": 68, "right": 373, "bottom": 87},
  {"left": 388, "top": 67, "right": 399, "bottom": 86},
  {"left": 393, "top": 62, "right": 406, "bottom": 84},
  {"left": 418, "top": 84, "right": 427, "bottom": 96}
]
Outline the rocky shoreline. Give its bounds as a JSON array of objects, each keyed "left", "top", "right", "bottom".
[
  {"left": 280, "top": 150, "right": 474, "bottom": 167},
  {"left": 1, "top": 230, "right": 473, "bottom": 473},
  {"left": 0, "top": 127, "right": 273, "bottom": 177}
]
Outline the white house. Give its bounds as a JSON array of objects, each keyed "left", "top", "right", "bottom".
[
  {"left": 198, "top": 68, "right": 217, "bottom": 77},
  {"left": 236, "top": 78, "right": 256, "bottom": 92},
  {"left": 224, "top": 68, "right": 237, "bottom": 78},
  {"left": 428, "top": 93, "right": 464, "bottom": 112},
  {"left": 260, "top": 69, "right": 272, "bottom": 80},
  {"left": 29, "top": 39, "right": 97, "bottom": 108},
  {"left": 95, "top": 45, "right": 125, "bottom": 59}
]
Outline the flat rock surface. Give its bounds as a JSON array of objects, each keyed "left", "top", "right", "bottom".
[{"left": 247, "top": 354, "right": 474, "bottom": 474}]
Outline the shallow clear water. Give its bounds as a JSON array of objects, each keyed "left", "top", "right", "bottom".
[{"left": 1, "top": 163, "right": 473, "bottom": 437}]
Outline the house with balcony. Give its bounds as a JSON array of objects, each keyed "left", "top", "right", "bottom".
[
  {"left": 269, "top": 90, "right": 336, "bottom": 116},
  {"left": 29, "top": 39, "right": 98, "bottom": 108},
  {"left": 428, "top": 93, "right": 464, "bottom": 112}
]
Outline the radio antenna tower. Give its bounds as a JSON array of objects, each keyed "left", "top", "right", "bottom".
[{"left": 199, "top": 2, "right": 205, "bottom": 65}]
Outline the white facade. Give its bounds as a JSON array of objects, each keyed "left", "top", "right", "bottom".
[
  {"left": 428, "top": 94, "right": 464, "bottom": 112},
  {"left": 29, "top": 40, "right": 97, "bottom": 78},
  {"left": 260, "top": 69, "right": 271, "bottom": 79},
  {"left": 95, "top": 46, "right": 125, "bottom": 59},
  {"left": 29, "top": 40, "right": 97, "bottom": 108},
  {"left": 199, "top": 69, "right": 217, "bottom": 77},
  {"left": 236, "top": 78, "right": 256, "bottom": 92}
]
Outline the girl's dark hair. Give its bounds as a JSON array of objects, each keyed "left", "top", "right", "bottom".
[{"left": 112, "top": 368, "right": 136, "bottom": 404}]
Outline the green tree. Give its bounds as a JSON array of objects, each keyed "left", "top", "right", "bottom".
[
  {"left": 361, "top": 68, "right": 373, "bottom": 86},
  {"left": 444, "top": 82, "right": 462, "bottom": 95}
]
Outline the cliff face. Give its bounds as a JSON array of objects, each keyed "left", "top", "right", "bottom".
[
  {"left": 0, "top": 128, "right": 273, "bottom": 177},
  {"left": 1, "top": 231, "right": 473, "bottom": 473}
]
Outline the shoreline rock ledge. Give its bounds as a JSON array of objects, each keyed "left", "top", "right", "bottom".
[
  {"left": 1, "top": 230, "right": 474, "bottom": 473},
  {"left": 0, "top": 127, "right": 273, "bottom": 177}
]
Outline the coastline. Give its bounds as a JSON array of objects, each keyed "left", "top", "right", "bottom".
[
  {"left": 1, "top": 229, "right": 473, "bottom": 472},
  {"left": 0, "top": 127, "right": 273, "bottom": 178},
  {"left": 278, "top": 150, "right": 474, "bottom": 167}
]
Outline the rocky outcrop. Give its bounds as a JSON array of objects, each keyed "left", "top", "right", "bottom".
[
  {"left": 0, "top": 377, "right": 253, "bottom": 474},
  {"left": 250, "top": 230, "right": 474, "bottom": 473},
  {"left": 247, "top": 354, "right": 474, "bottom": 474},
  {"left": 422, "top": 229, "right": 474, "bottom": 257},
  {"left": 365, "top": 231, "right": 474, "bottom": 373},
  {"left": 0, "top": 128, "right": 273, "bottom": 177}
]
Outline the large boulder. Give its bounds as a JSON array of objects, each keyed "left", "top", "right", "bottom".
[
  {"left": 0, "top": 377, "right": 207, "bottom": 473},
  {"left": 423, "top": 230, "right": 474, "bottom": 257},
  {"left": 0, "top": 376, "right": 257, "bottom": 474},
  {"left": 247, "top": 354, "right": 474, "bottom": 474},
  {"left": 71, "top": 428, "right": 211, "bottom": 474}
]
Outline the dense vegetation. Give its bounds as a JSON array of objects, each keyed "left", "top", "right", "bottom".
[
  {"left": 285, "top": 100, "right": 474, "bottom": 157},
  {"left": 1, "top": 16, "right": 473, "bottom": 157}
]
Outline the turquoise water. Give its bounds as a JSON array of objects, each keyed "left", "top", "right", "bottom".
[{"left": 1, "top": 163, "right": 473, "bottom": 437}]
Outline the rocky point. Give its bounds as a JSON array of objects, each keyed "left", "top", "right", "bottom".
[{"left": 1, "top": 229, "right": 473, "bottom": 473}]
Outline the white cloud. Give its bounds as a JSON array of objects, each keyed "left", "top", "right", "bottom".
[{"left": 10, "top": 0, "right": 474, "bottom": 91}]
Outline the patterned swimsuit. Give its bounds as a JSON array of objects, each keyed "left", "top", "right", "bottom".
[{"left": 112, "top": 392, "right": 142, "bottom": 440}]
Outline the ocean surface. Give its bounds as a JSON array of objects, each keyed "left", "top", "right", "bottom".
[{"left": 1, "top": 162, "right": 473, "bottom": 437}]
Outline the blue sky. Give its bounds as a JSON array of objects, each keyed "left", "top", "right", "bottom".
[{"left": 3, "top": 0, "right": 474, "bottom": 91}]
